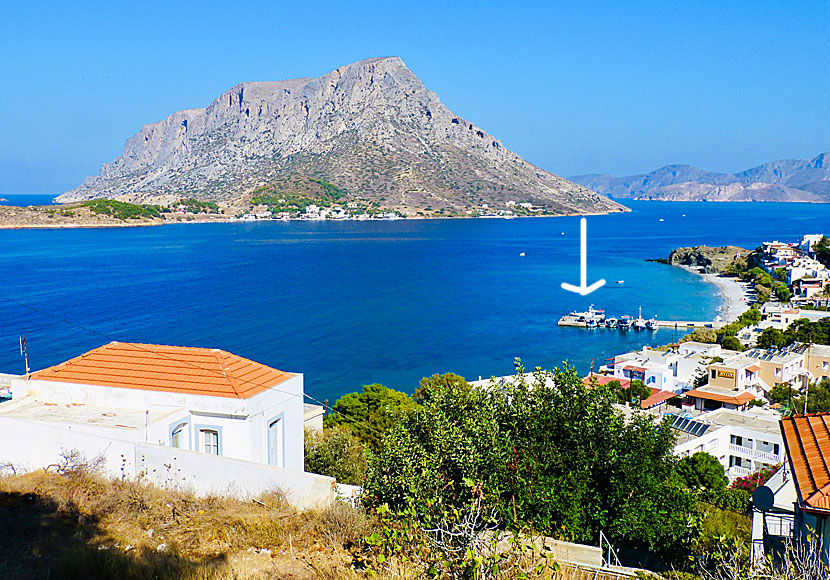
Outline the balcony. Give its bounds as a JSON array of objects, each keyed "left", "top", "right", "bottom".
[
  {"left": 729, "top": 465, "right": 751, "bottom": 478},
  {"left": 728, "top": 444, "right": 782, "bottom": 463}
]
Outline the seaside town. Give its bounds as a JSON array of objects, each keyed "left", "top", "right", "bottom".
[{"left": 2, "top": 230, "right": 830, "bottom": 578}]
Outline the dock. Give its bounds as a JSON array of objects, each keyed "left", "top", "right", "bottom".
[{"left": 655, "top": 320, "right": 726, "bottom": 329}]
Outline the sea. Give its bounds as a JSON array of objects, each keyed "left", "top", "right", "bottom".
[{"left": 1, "top": 195, "right": 829, "bottom": 403}]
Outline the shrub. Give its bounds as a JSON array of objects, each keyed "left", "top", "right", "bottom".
[{"left": 304, "top": 427, "right": 368, "bottom": 485}]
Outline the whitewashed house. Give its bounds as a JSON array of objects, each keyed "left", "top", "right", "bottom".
[
  {"left": 671, "top": 408, "right": 785, "bottom": 480},
  {"left": 0, "top": 342, "right": 333, "bottom": 507}
]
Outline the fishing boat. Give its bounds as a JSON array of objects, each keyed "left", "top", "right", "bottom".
[{"left": 633, "top": 307, "right": 648, "bottom": 330}]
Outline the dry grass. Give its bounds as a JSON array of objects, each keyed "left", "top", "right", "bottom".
[
  {"left": 0, "top": 470, "right": 370, "bottom": 580},
  {"left": 0, "top": 470, "right": 633, "bottom": 580}
]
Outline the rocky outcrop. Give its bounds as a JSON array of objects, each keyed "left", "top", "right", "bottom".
[
  {"left": 571, "top": 153, "right": 830, "bottom": 202},
  {"left": 668, "top": 246, "right": 750, "bottom": 274},
  {"left": 58, "top": 57, "right": 626, "bottom": 217}
]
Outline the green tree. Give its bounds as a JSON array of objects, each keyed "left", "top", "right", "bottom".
[
  {"left": 324, "top": 383, "right": 416, "bottom": 451},
  {"left": 304, "top": 426, "right": 368, "bottom": 485},
  {"left": 414, "top": 372, "right": 470, "bottom": 403},
  {"left": 756, "top": 328, "right": 787, "bottom": 349},
  {"left": 677, "top": 452, "right": 728, "bottom": 492},
  {"left": 720, "top": 336, "right": 743, "bottom": 351},
  {"left": 364, "top": 363, "right": 698, "bottom": 563},
  {"left": 774, "top": 282, "right": 792, "bottom": 302}
]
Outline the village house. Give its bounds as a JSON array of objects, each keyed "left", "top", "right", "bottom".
[
  {"left": 0, "top": 342, "right": 333, "bottom": 507},
  {"left": 671, "top": 407, "right": 785, "bottom": 480},
  {"left": 780, "top": 413, "right": 830, "bottom": 563},
  {"left": 604, "top": 342, "right": 724, "bottom": 394}
]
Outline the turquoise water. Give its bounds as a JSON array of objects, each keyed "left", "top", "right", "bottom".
[{"left": 0, "top": 201, "right": 828, "bottom": 402}]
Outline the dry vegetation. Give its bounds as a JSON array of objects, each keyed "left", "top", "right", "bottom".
[{"left": 0, "top": 465, "right": 632, "bottom": 580}]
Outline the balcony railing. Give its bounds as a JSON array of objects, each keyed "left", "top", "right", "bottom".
[
  {"left": 728, "top": 444, "right": 782, "bottom": 463},
  {"left": 729, "top": 466, "right": 751, "bottom": 478}
]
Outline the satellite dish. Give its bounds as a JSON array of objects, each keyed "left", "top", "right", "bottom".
[{"left": 753, "top": 485, "right": 774, "bottom": 512}]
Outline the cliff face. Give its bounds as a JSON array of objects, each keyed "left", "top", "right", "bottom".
[
  {"left": 59, "top": 57, "right": 625, "bottom": 216},
  {"left": 571, "top": 153, "right": 830, "bottom": 202},
  {"left": 668, "top": 246, "right": 750, "bottom": 274}
]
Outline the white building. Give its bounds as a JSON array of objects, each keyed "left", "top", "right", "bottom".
[
  {"left": 671, "top": 407, "right": 785, "bottom": 480},
  {"left": 606, "top": 343, "right": 725, "bottom": 393},
  {"left": 800, "top": 234, "right": 825, "bottom": 256},
  {"left": 0, "top": 342, "right": 333, "bottom": 507}
]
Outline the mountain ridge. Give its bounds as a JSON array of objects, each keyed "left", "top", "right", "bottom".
[
  {"left": 571, "top": 153, "right": 830, "bottom": 202},
  {"left": 59, "top": 57, "right": 625, "bottom": 217}
]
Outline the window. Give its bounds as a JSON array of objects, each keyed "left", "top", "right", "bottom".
[
  {"left": 711, "top": 370, "right": 717, "bottom": 379},
  {"left": 731, "top": 435, "right": 743, "bottom": 446},
  {"left": 171, "top": 423, "right": 187, "bottom": 449},
  {"left": 774, "top": 443, "right": 780, "bottom": 455},
  {"left": 201, "top": 429, "right": 220, "bottom": 455}
]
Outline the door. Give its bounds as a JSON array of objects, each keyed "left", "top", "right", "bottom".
[{"left": 268, "top": 417, "right": 284, "bottom": 467}]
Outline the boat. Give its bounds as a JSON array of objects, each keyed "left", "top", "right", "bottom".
[
  {"left": 616, "top": 280, "right": 624, "bottom": 285},
  {"left": 633, "top": 307, "right": 648, "bottom": 330},
  {"left": 605, "top": 317, "right": 618, "bottom": 328},
  {"left": 618, "top": 315, "right": 633, "bottom": 330},
  {"left": 557, "top": 305, "right": 605, "bottom": 327},
  {"left": 586, "top": 318, "right": 598, "bottom": 328},
  {"left": 519, "top": 252, "right": 526, "bottom": 257},
  {"left": 659, "top": 218, "right": 664, "bottom": 222},
  {"left": 646, "top": 319, "right": 659, "bottom": 331}
]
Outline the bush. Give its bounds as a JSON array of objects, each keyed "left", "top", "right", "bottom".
[
  {"left": 364, "top": 362, "right": 699, "bottom": 564},
  {"left": 304, "top": 427, "right": 368, "bottom": 485}
]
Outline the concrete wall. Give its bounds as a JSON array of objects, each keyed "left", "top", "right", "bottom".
[{"left": 0, "top": 414, "right": 333, "bottom": 509}]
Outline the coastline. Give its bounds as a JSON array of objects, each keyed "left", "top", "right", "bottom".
[{"left": 679, "top": 265, "right": 752, "bottom": 322}]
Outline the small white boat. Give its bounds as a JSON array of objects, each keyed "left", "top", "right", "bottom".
[
  {"left": 605, "top": 317, "right": 618, "bottom": 328},
  {"left": 616, "top": 280, "right": 624, "bottom": 285},
  {"left": 658, "top": 218, "right": 664, "bottom": 222},
  {"left": 586, "top": 318, "right": 598, "bottom": 328},
  {"left": 646, "top": 319, "right": 659, "bottom": 331},
  {"left": 519, "top": 252, "right": 526, "bottom": 257},
  {"left": 619, "top": 315, "right": 633, "bottom": 329},
  {"left": 633, "top": 306, "right": 648, "bottom": 330}
]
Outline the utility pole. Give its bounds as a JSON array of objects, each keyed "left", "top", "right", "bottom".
[{"left": 19, "top": 336, "right": 30, "bottom": 379}]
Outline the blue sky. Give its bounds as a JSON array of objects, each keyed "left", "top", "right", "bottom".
[{"left": 2, "top": 0, "right": 829, "bottom": 194}]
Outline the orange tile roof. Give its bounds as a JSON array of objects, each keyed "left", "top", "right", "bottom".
[
  {"left": 30, "top": 342, "right": 294, "bottom": 399},
  {"left": 583, "top": 374, "right": 631, "bottom": 388},
  {"left": 640, "top": 389, "right": 676, "bottom": 409},
  {"left": 683, "top": 388, "right": 755, "bottom": 406},
  {"left": 781, "top": 414, "right": 830, "bottom": 512}
]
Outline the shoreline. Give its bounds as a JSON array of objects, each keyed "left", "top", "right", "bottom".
[{"left": 679, "top": 265, "right": 752, "bottom": 322}]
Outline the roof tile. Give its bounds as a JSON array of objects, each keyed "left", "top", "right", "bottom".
[{"left": 30, "top": 342, "right": 294, "bottom": 399}]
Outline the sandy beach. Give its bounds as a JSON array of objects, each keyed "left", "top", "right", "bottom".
[{"left": 677, "top": 265, "right": 752, "bottom": 322}]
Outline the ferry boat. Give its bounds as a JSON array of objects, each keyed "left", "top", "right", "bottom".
[
  {"left": 557, "top": 305, "right": 605, "bottom": 327},
  {"left": 605, "top": 317, "right": 618, "bottom": 329}
]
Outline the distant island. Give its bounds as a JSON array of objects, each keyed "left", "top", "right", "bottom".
[
  {"left": 571, "top": 152, "right": 830, "bottom": 202},
  {"left": 56, "top": 57, "right": 625, "bottom": 219}
]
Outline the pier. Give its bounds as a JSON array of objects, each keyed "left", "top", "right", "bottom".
[{"left": 654, "top": 320, "right": 726, "bottom": 329}]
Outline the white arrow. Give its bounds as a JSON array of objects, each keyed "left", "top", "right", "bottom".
[{"left": 561, "top": 218, "right": 606, "bottom": 296}]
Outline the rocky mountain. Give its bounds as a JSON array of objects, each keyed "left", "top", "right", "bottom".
[
  {"left": 59, "top": 57, "right": 624, "bottom": 216},
  {"left": 571, "top": 153, "right": 830, "bottom": 202}
]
